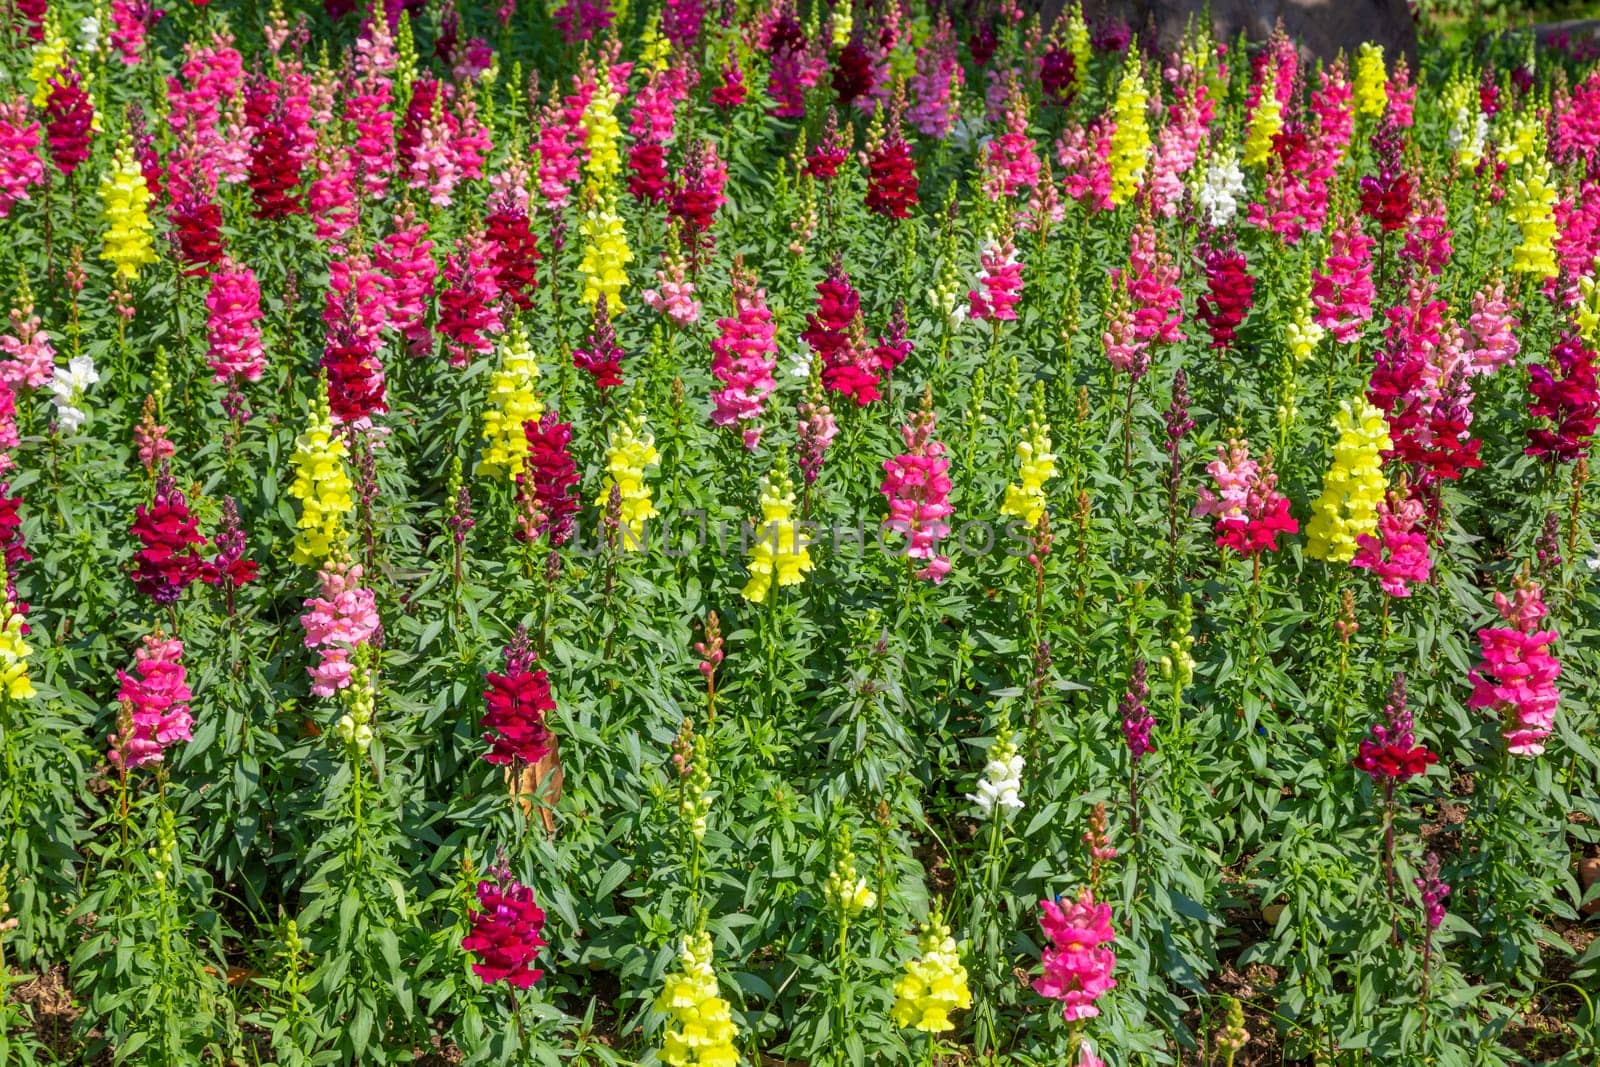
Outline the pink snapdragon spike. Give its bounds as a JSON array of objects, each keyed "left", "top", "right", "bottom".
[
  {"left": 1192, "top": 438, "right": 1298, "bottom": 557},
  {"left": 0, "top": 97, "right": 45, "bottom": 218},
  {"left": 1464, "top": 283, "right": 1520, "bottom": 377},
  {"left": 1034, "top": 888, "right": 1118, "bottom": 1021},
  {"left": 1468, "top": 577, "right": 1562, "bottom": 757},
  {"left": 300, "top": 559, "right": 381, "bottom": 698},
  {"left": 1057, "top": 116, "right": 1113, "bottom": 211},
  {"left": 1352, "top": 492, "right": 1432, "bottom": 597},
  {"left": 710, "top": 265, "right": 778, "bottom": 449},
  {"left": 1312, "top": 215, "right": 1375, "bottom": 343},
  {"left": 1126, "top": 223, "right": 1185, "bottom": 346},
  {"left": 981, "top": 92, "right": 1040, "bottom": 200},
  {"left": 642, "top": 246, "right": 701, "bottom": 327},
  {"left": 907, "top": 18, "right": 961, "bottom": 138},
  {"left": 108, "top": 633, "right": 194, "bottom": 772},
  {"left": 1148, "top": 59, "right": 1212, "bottom": 218},
  {"left": 969, "top": 232, "right": 1023, "bottom": 323},
  {"left": 880, "top": 394, "right": 954, "bottom": 583},
  {"left": 205, "top": 260, "right": 267, "bottom": 384},
  {"left": 374, "top": 210, "right": 437, "bottom": 356},
  {"left": 0, "top": 297, "right": 55, "bottom": 390}
]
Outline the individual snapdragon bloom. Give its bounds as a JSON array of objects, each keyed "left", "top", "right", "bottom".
[
  {"left": 477, "top": 328, "right": 543, "bottom": 480},
  {"left": 1353, "top": 43, "right": 1387, "bottom": 120},
  {"left": 968, "top": 729, "right": 1023, "bottom": 818},
  {"left": 1305, "top": 398, "right": 1390, "bottom": 563},
  {"left": 741, "top": 463, "right": 813, "bottom": 603},
  {"left": 50, "top": 353, "right": 98, "bottom": 433},
  {"left": 1106, "top": 58, "right": 1149, "bottom": 206},
  {"left": 596, "top": 409, "right": 659, "bottom": 550},
  {"left": 288, "top": 389, "right": 354, "bottom": 565},
  {"left": 891, "top": 918, "right": 971, "bottom": 1033},
  {"left": 99, "top": 136, "right": 156, "bottom": 280},
  {"left": 1000, "top": 390, "right": 1055, "bottom": 527},
  {"left": 657, "top": 930, "right": 740, "bottom": 1067}
]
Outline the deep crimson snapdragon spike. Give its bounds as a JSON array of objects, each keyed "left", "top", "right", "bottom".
[
  {"left": 572, "top": 296, "right": 625, "bottom": 390},
  {"left": 461, "top": 869, "right": 548, "bottom": 989},
  {"left": 1354, "top": 673, "right": 1437, "bottom": 782},
  {"left": 1195, "top": 247, "right": 1254, "bottom": 350},
  {"left": 44, "top": 68, "right": 94, "bottom": 176},
  {"left": 130, "top": 470, "right": 207, "bottom": 604},
  {"left": 1526, "top": 331, "right": 1600, "bottom": 463},
  {"left": 481, "top": 628, "right": 555, "bottom": 766},
  {"left": 520, "top": 413, "right": 580, "bottom": 545}
]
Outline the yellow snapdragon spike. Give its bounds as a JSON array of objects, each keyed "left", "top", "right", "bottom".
[
  {"left": 288, "top": 391, "right": 354, "bottom": 566},
  {"left": 1107, "top": 58, "right": 1150, "bottom": 206},
  {"left": 741, "top": 465, "right": 813, "bottom": 603},
  {"left": 1306, "top": 398, "right": 1391, "bottom": 564},
  {"left": 476, "top": 329, "right": 543, "bottom": 480},
  {"left": 597, "top": 410, "right": 659, "bottom": 549}
]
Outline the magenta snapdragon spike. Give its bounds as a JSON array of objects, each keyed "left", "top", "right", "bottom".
[
  {"left": 44, "top": 67, "right": 95, "bottom": 176},
  {"left": 1368, "top": 282, "right": 1483, "bottom": 486},
  {"left": 1034, "top": 888, "right": 1118, "bottom": 1021},
  {"left": 805, "top": 265, "right": 878, "bottom": 405},
  {"left": 1415, "top": 852, "right": 1450, "bottom": 931},
  {"left": 1126, "top": 223, "right": 1185, "bottom": 346},
  {"left": 1468, "top": 578, "right": 1562, "bottom": 756},
  {"left": 130, "top": 471, "right": 207, "bottom": 604},
  {"left": 374, "top": 210, "right": 437, "bottom": 357},
  {"left": 1359, "top": 119, "right": 1412, "bottom": 234},
  {"left": 482, "top": 628, "right": 555, "bottom": 766},
  {"left": 461, "top": 868, "right": 549, "bottom": 988},
  {"left": 1401, "top": 192, "right": 1453, "bottom": 276},
  {"left": 109, "top": 633, "right": 194, "bottom": 772},
  {"left": 642, "top": 247, "right": 701, "bottom": 326},
  {"left": 880, "top": 395, "right": 954, "bottom": 583},
  {"left": 0, "top": 97, "right": 44, "bottom": 218},
  {"left": 710, "top": 266, "right": 777, "bottom": 448},
  {"left": 534, "top": 96, "right": 584, "bottom": 209},
  {"left": 1352, "top": 492, "right": 1432, "bottom": 597},
  {"left": 1057, "top": 116, "right": 1113, "bottom": 211},
  {"left": 300, "top": 559, "right": 381, "bottom": 697},
  {"left": 1119, "top": 660, "right": 1153, "bottom": 764},
  {"left": 1148, "top": 60, "right": 1213, "bottom": 218},
  {"left": 1525, "top": 331, "right": 1600, "bottom": 463},
  {"left": 437, "top": 231, "right": 504, "bottom": 367},
  {"left": 661, "top": 0, "right": 706, "bottom": 49},
  {"left": 1247, "top": 122, "right": 1336, "bottom": 242},
  {"left": 1312, "top": 215, "right": 1375, "bottom": 343},
  {"left": 1354, "top": 673, "right": 1437, "bottom": 782}
]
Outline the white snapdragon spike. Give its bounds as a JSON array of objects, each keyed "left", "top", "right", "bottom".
[
  {"left": 1197, "top": 147, "right": 1245, "bottom": 228},
  {"left": 927, "top": 281, "right": 968, "bottom": 329},
  {"left": 79, "top": 14, "right": 101, "bottom": 52},
  {"left": 1587, "top": 554, "right": 1599, "bottom": 572},
  {"left": 50, "top": 355, "right": 99, "bottom": 433},
  {"left": 968, "top": 736, "right": 1024, "bottom": 818}
]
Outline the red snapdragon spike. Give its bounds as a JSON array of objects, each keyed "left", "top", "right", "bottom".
[
  {"left": 0, "top": 485, "right": 29, "bottom": 577},
  {"left": 130, "top": 477, "right": 207, "bottom": 604},
  {"left": 831, "top": 42, "right": 875, "bottom": 106},
  {"left": 170, "top": 197, "right": 226, "bottom": 271},
  {"left": 247, "top": 118, "right": 303, "bottom": 218},
  {"left": 572, "top": 297, "right": 625, "bottom": 390},
  {"left": 627, "top": 140, "right": 669, "bottom": 202},
  {"left": 45, "top": 70, "right": 95, "bottom": 177},
  {"left": 484, "top": 208, "right": 542, "bottom": 309},
  {"left": 323, "top": 328, "right": 388, "bottom": 425},
  {"left": 1195, "top": 249, "right": 1254, "bottom": 350},
  {"left": 461, "top": 875, "right": 548, "bottom": 989},
  {"left": 521, "top": 412, "right": 580, "bottom": 545},
  {"left": 482, "top": 661, "right": 556, "bottom": 766},
  {"left": 968, "top": 21, "right": 997, "bottom": 65},
  {"left": 865, "top": 137, "right": 919, "bottom": 219}
]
